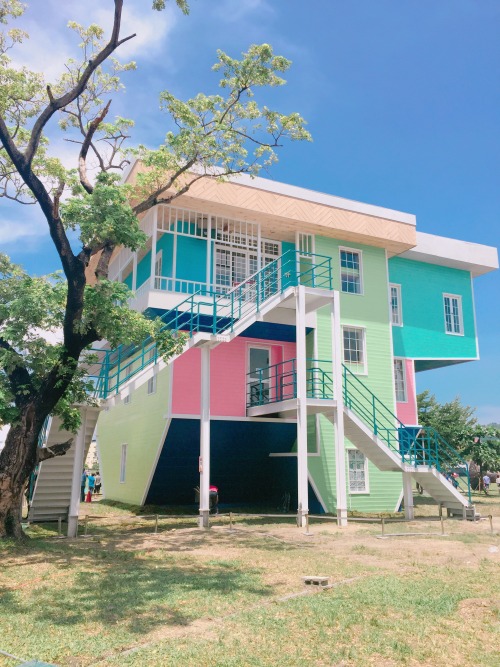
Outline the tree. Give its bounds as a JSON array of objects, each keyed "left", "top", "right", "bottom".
[
  {"left": 0, "top": 0, "right": 311, "bottom": 538},
  {"left": 417, "top": 390, "right": 478, "bottom": 451},
  {"left": 417, "top": 391, "right": 500, "bottom": 489}
]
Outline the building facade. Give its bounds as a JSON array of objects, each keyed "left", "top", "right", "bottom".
[{"left": 92, "top": 168, "right": 497, "bottom": 524}]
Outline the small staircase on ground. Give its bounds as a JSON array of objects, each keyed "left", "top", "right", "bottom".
[{"left": 28, "top": 406, "right": 100, "bottom": 523}]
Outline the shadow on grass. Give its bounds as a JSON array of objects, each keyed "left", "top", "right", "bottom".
[{"left": 0, "top": 548, "right": 273, "bottom": 635}]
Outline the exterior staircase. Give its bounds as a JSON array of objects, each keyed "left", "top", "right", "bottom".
[
  {"left": 85, "top": 249, "right": 333, "bottom": 400},
  {"left": 28, "top": 406, "right": 100, "bottom": 523},
  {"left": 246, "top": 358, "right": 475, "bottom": 517}
]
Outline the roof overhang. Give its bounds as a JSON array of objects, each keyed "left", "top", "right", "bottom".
[
  {"left": 399, "top": 232, "right": 499, "bottom": 277},
  {"left": 125, "top": 161, "right": 417, "bottom": 256}
]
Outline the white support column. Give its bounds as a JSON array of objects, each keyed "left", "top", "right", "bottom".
[
  {"left": 132, "top": 252, "right": 137, "bottom": 292},
  {"left": 206, "top": 215, "right": 212, "bottom": 290},
  {"left": 296, "top": 285, "right": 309, "bottom": 527},
  {"left": 67, "top": 408, "right": 87, "bottom": 537},
  {"left": 402, "top": 473, "right": 414, "bottom": 520},
  {"left": 332, "top": 290, "right": 348, "bottom": 526},
  {"left": 150, "top": 207, "right": 158, "bottom": 290},
  {"left": 199, "top": 345, "right": 211, "bottom": 528}
]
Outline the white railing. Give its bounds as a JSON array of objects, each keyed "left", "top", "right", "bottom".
[{"left": 153, "top": 276, "right": 212, "bottom": 295}]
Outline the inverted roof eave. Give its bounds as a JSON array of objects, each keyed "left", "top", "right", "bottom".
[{"left": 399, "top": 231, "right": 499, "bottom": 277}]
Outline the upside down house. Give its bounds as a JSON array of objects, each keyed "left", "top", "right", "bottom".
[{"left": 28, "top": 165, "right": 498, "bottom": 534}]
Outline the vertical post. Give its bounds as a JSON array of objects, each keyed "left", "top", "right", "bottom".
[
  {"left": 67, "top": 408, "right": 88, "bottom": 538},
  {"left": 206, "top": 215, "right": 212, "bottom": 292},
  {"left": 296, "top": 285, "right": 309, "bottom": 528},
  {"left": 332, "top": 291, "right": 348, "bottom": 527},
  {"left": 150, "top": 206, "right": 158, "bottom": 290},
  {"left": 402, "top": 473, "right": 414, "bottom": 520},
  {"left": 199, "top": 346, "right": 211, "bottom": 529},
  {"left": 132, "top": 252, "right": 137, "bottom": 292}
]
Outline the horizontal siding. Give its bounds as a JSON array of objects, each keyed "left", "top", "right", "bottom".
[{"left": 97, "top": 365, "right": 171, "bottom": 504}]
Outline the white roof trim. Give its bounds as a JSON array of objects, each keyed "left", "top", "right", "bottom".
[{"left": 400, "top": 232, "right": 498, "bottom": 277}]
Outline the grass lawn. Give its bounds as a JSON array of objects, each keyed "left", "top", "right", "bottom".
[{"left": 0, "top": 493, "right": 499, "bottom": 667}]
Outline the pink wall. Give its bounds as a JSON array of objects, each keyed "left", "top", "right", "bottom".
[
  {"left": 396, "top": 358, "right": 418, "bottom": 425},
  {"left": 171, "top": 337, "right": 296, "bottom": 417}
]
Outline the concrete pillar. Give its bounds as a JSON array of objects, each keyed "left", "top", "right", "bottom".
[
  {"left": 67, "top": 408, "right": 87, "bottom": 537},
  {"left": 402, "top": 472, "right": 414, "bottom": 520},
  {"left": 332, "top": 291, "right": 348, "bottom": 526},
  {"left": 150, "top": 207, "right": 158, "bottom": 289},
  {"left": 296, "top": 285, "right": 309, "bottom": 527},
  {"left": 199, "top": 346, "right": 211, "bottom": 528}
]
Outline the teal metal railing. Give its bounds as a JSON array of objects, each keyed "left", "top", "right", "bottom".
[
  {"left": 246, "top": 358, "right": 333, "bottom": 407},
  {"left": 341, "top": 364, "right": 471, "bottom": 503},
  {"left": 86, "top": 250, "right": 333, "bottom": 398},
  {"left": 245, "top": 357, "right": 471, "bottom": 503}
]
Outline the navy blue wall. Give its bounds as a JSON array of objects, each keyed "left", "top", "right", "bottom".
[{"left": 146, "top": 419, "right": 322, "bottom": 511}]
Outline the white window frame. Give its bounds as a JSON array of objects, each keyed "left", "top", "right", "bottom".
[
  {"left": 120, "top": 444, "right": 127, "bottom": 483},
  {"left": 154, "top": 250, "right": 163, "bottom": 290},
  {"left": 390, "top": 283, "right": 403, "bottom": 326},
  {"left": 443, "top": 293, "right": 464, "bottom": 336},
  {"left": 342, "top": 325, "right": 367, "bottom": 375},
  {"left": 147, "top": 375, "right": 157, "bottom": 395},
  {"left": 339, "top": 247, "right": 363, "bottom": 295},
  {"left": 393, "top": 358, "right": 407, "bottom": 403},
  {"left": 347, "top": 448, "right": 370, "bottom": 494}
]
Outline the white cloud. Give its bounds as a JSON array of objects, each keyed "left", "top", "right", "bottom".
[
  {"left": 476, "top": 404, "right": 500, "bottom": 425},
  {"left": 0, "top": 216, "right": 47, "bottom": 246},
  {"left": 213, "top": 0, "right": 275, "bottom": 24}
]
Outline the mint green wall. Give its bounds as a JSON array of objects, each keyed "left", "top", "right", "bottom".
[
  {"left": 309, "top": 237, "right": 402, "bottom": 513},
  {"left": 97, "top": 367, "right": 171, "bottom": 505},
  {"left": 389, "top": 258, "right": 477, "bottom": 361}
]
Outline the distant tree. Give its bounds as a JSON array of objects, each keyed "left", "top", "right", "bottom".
[
  {"left": 417, "top": 390, "right": 478, "bottom": 450},
  {"left": 417, "top": 391, "right": 500, "bottom": 490},
  {"left": 0, "top": 0, "right": 311, "bottom": 538}
]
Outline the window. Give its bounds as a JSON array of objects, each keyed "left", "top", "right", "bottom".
[
  {"left": 393, "top": 359, "right": 407, "bottom": 403},
  {"left": 390, "top": 284, "right": 402, "bottom": 326},
  {"left": 120, "top": 444, "right": 127, "bottom": 483},
  {"left": 147, "top": 375, "right": 157, "bottom": 395},
  {"left": 343, "top": 327, "right": 366, "bottom": 374},
  {"left": 443, "top": 294, "right": 463, "bottom": 335},
  {"left": 348, "top": 449, "right": 368, "bottom": 493},
  {"left": 340, "top": 248, "right": 362, "bottom": 294}
]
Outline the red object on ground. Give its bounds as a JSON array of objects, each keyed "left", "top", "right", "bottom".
[{"left": 85, "top": 491, "right": 92, "bottom": 503}]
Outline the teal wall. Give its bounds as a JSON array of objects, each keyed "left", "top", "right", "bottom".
[
  {"left": 136, "top": 250, "right": 152, "bottom": 289},
  {"left": 176, "top": 236, "right": 207, "bottom": 283},
  {"left": 388, "top": 258, "right": 477, "bottom": 361}
]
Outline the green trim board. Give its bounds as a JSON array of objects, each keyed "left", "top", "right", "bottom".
[
  {"left": 388, "top": 257, "right": 477, "bottom": 361},
  {"left": 97, "top": 366, "right": 171, "bottom": 505}
]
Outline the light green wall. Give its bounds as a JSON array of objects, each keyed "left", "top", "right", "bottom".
[
  {"left": 309, "top": 237, "right": 402, "bottom": 512},
  {"left": 388, "top": 257, "right": 477, "bottom": 362},
  {"left": 97, "top": 366, "right": 171, "bottom": 504}
]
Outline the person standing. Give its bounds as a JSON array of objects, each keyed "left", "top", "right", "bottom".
[
  {"left": 94, "top": 472, "right": 101, "bottom": 495},
  {"left": 80, "top": 470, "right": 87, "bottom": 502},
  {"left": 482, "top": 473, "right": 490, "bottom": 494},
  {"left": 86, "top": 472, "right": 95, "bottom": 503},
  {"left": 496, "top": 472, "right": 500, "bottom": 494}
]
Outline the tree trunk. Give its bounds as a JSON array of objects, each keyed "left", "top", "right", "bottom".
[{"left": 0, "top": 406, "right": 42, "bottom": 539}]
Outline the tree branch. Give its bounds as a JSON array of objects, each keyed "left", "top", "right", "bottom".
[
  {"left": 0, "top": 336, "right": 34, "bottom": 401},
  {"left": 79, "top": 100, "right": 112, "bottom": 194},
  {"left": 25, "top": 0, "right": 135, "bottom": 166},
  {"left": 37, "top": 439, "right": 73, "bottom": 462},
  {"left": 132, "top": 157, "right": 197, "bottom": 215}
]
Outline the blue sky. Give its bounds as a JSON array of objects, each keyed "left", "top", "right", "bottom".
[{"left": 2, "top": 0, "right": 499, "bottom": 422}]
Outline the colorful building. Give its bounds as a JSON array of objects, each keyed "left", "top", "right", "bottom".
[{"left": 28, "top": 167, "right": 498, "bottom": 532}]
